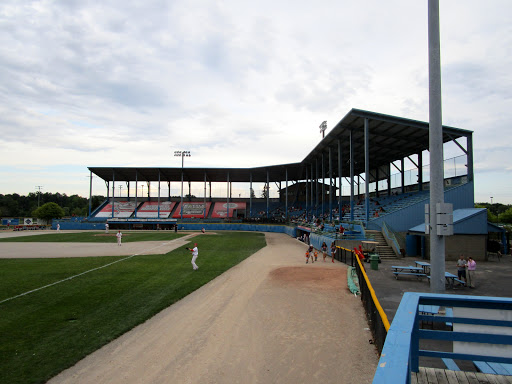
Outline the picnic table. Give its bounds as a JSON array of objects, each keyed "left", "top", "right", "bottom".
[
  {"left": 427, "top": 272, "right": 465, "bottom": 289},
  {"left": 415, "top": 261, "right": 431, "bottom": 275},
  {"left": 391, "top": 265, "right": 427, "bottom": 280}
]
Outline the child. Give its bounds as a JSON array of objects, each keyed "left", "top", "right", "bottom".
[
  {"left": 314, "top": 250, "right": 318, "bottom": 261},
  {"left": 322, "top": 242, "right": 328, "bottom": 262}
]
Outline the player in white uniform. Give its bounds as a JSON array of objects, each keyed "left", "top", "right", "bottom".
[
  {"left": 116, "top": 230, "right": 122, "bottom": 246},
  {"left": 188, "top": 243, "right": 199, "bottom": 270}
]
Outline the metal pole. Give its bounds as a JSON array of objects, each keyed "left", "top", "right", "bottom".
[
  {"left": 181, "top": 155, "right": 184, "bottom": 219},
  {"left": 429, "top": 0, "right": 445, "bottom": 293},
  {"left": 329, "top": 147, "right": 333, "bottom": 222},
  {"left": 350, "top": 130, "right": 354, "bottom": 221},
  {"left": 338, "top": 139, "right": 342, "bottom": 222},
  {"left": 365, "top": 118, "right": 370, "bottom": 226},
  {"left": 88, "top": 173, "right": 92, "bottom": 217}
]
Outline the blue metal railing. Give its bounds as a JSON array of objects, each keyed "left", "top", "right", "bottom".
[{"left": 373, "top": 292, "right": 512, "bottom": 384}]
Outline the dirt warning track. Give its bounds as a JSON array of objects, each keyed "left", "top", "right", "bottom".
[{"left": 45, "top": 232, "right": 377, "bottom": 384}]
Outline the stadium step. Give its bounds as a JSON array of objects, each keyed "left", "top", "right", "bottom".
[{"left": 366, "top": 230, "right": 398, "bottom": 259}]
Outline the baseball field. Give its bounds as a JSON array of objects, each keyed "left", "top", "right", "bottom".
[{"left": 0, "top": 230, "right": 378, "bottom": 384}]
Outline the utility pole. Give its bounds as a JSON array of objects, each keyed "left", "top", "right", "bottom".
[{"left": 35, "top": 185, "right": 43, "bottom": 207}]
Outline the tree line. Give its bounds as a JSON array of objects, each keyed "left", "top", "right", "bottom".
[
  {"left": 475, "top": 202, "right": 512, "bottom": 224},
  {"left": 0, "top": 192, "right": 105, "bottom": 219}
]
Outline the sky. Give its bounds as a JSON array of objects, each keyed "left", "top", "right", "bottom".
[{"left": 0, "top": 0, "right": 511, "bottom": 204}]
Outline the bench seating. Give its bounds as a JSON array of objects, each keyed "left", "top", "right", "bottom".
[
  {"left": 393, "top": 271, "right": 427, "bottom": 280},
  {"left": 442, "top": 358, "right": 461, "bottom": 371},
  {"left": 442, "top": 358, "right": 512, "bottom": 375},
  {"left": 474, "top": 361, "right": 512, "bottom": 375}
]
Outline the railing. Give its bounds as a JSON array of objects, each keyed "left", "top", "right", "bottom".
[
  {"left": 354, "top": 254, "right": 390, "bottom": 354},
  {"left": 381, "top": 221, "right": 401, "bottom": 257},
  {"left": 337, "top": 246, "right": 390, "bottom": 353},
  {"left": 373, "top": 292, "right": 512, "bottom": 384}
]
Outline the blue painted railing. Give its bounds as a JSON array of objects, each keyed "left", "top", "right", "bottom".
[{"left": 373, "top": 292, "right": 512, "bottom": 384}]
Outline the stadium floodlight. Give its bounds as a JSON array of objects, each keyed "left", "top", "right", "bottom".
[
  {"left": 35, "top": 185, "right": 43, "bottom": 207},
  {"left": 174, "top": 150, "right": 192, "bottom": 219},
  {"left": 319, "top": 121, "right": 327, "bottom": 138}
]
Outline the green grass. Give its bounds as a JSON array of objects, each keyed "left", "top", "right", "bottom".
[
  {"left": 0, "top": 231, "right": 185, "bottom": 243},
  {"left": 0, "top": 232, "right": 266, "bottom": 384}
]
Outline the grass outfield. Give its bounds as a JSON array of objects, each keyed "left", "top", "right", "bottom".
[
  {"left": 0, "top": 231, "right": 266, "bottom": 384},
  {"left": 0, "top": 231, "right": 185, "bottom": 243}
]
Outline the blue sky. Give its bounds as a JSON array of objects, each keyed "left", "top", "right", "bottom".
[{"left": 0, "top": 1, "right": 511, "bottom": 203}]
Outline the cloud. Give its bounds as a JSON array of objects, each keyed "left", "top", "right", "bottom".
[{"left": 0, "top": 0, "right": 511, "bottom": 203}]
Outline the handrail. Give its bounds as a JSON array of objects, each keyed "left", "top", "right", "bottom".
[
  {"left": 381, "top": 221, "right": 401, "bottom": 257},
  {"left": 354, "top": 254, "right": 391, "bottom": 332},
  {"left": 373, "top": 292, "right": 512, "bottom": 384}
]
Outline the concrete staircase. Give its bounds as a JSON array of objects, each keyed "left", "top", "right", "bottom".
[{"left": 366, "top": 230, "right": 397, "bottom": 260}]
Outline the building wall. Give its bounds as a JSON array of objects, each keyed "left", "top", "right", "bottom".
[{"left": 420, "top": 234, "right": 486, "bottom": 261}]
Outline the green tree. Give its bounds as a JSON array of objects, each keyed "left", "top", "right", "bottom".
[
  {"left": 500, "top": 207, "right": 512, "bottom": 224},
  {"left": 33, "top": 202, "right": 65, "bottom": 223}
]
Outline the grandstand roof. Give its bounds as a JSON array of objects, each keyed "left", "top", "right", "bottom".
[
  {"left": 88, "top": 163, "right": 305, "bottom": 183},
  {"left": 303, "top": 108, "right": 473, "bottom": 177},
  {"left": 89, "top": 109, "right": 473, "bottom": 184}
]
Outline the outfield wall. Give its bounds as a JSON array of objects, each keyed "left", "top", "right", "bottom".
[{"left": 52, "top": 220, "right": 345, "bottom": 252}]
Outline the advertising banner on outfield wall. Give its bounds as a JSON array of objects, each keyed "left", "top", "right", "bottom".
[
  {"left": 172, "top": 202, "right": 211, "bottom": 218},
  {"left": 136, "top": 202, "right": 175, "bottom": 218},
  {"left": 95, "top": 201, "right": 137, "bottom": 218}
]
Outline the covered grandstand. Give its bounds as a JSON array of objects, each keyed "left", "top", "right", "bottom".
[{"left": 86, "top": 108, "right": 474, "bottom": 228}]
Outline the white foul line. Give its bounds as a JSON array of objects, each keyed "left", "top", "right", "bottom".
[{"left": 0, "top": 239, "right": 186, "bottom": 306}]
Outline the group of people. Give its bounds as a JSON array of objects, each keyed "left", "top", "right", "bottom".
[
  {"left": 456, "top": 254, "right": 477, "bottom": 288},
  {"left": 305, "top": 242, "right": 337, "bottom": 264}
]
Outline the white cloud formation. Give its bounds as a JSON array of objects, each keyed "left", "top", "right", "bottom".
[{"left": 0, "top": 0, "right": 511, "bottom": 203}]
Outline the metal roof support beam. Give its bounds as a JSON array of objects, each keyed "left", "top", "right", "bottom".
[
  {"left": 387, "top": 168, "right": 391, "bottom": 196},
  {"left": 321, "top": 153, "right": 325, "bottom": 218},
  {"left": 305, "top": 167, "right": 309, "bottom": 221},
  {"left": 167, "top": 181, "right": 171, "bottom": 201},
  {"left": 429, "top": 0, "right": 446, "bottom": 294},
  {"left": 467, "top": 134, "right": 474, "bottom": 182},
  {"left": 365, "top": 118, "right": 370, "bottom": 226},
  {"left": 250, "top": 173, "right": 253, "bottom": 218},
  {"left": 407, "top": 156, "right": 419, "bottom": 168},
  {"left": 106, "top": 180, "right": 109, "bottom": 201},
  {"left": 266, "top": 170, "right": 269, "bottom": 218},
  {"left": 88, "top": 171, "right": 93, "bottom": 217},
  {"left": 338, "top": 139, "right": 343, "bottom": 222},
  {"left": 285, "top": 168, "right": 288, "bottom": 221},
  {"left": 401, "top": 159, "right": 405, "bottom": 194},
  {"left": 227, "top": 172, "right": 230, "bottom": 219},
  {"left": 134, "top": 172, "right": 138, "bottom": 218},
  {"left": 329, "top": 147, "right": 333, "bottom": 222},
  {"left": 418, "top": 152, "right": 423, "bottom": 191},
  {"left": 310, "top": 163, "right": 314, "bottom": 220},
  {"left": 350, "top": 130, "right": 354, "bottom": 221},
  {"left": 452, "top": 137, "right": 468, "bottom": 154},
  {"left": 158, "top": 171, "right": 161, "bottom": 218},
  {"left": 376, "top": 168, "right": 380, "bottom": 198},
  {"left": 112, "top": 171, "right": 115, "bottom": 218},
  {"left": 315, "top": 159, "right": 319, "bottom": 217},
  {"left": 204, "top": 172, "right": 207, "bottom": 219}
]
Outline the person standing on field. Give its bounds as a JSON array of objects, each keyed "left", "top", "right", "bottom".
[
  {"left": 321, "top": 242, "right": 328, "bottom": 262},
  {"left": 466, "top": 256, "right": 476, "bottom": 288},
  {"left": 116, "top": 230, "right": 122, "bottom": 246},
  {"left": 105, "top": 223, "right": 109, "bottom": 233},
  {"left": 189, "top": 243, "right": 199, "bottom": 270}
]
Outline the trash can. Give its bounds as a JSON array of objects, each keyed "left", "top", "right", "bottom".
[{"left": 370, "top": 254, "right": 379, "bottom": 271}]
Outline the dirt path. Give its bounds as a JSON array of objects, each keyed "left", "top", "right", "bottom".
[
  {"left": 0, "top": 232, "right": 201, "bottom": 258},
  {"left": 47, "top": 232, "right": 378, "bottom": 384}
]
